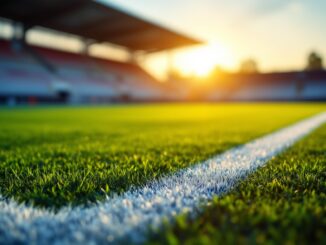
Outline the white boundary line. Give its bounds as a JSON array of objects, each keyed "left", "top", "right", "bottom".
[{"left": 0, "top": 112, "right": 326, "bottom": 244}]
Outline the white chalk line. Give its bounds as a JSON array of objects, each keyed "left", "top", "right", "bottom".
[{"left": 0, "top": 112, "right": 326, "bottom": 245}]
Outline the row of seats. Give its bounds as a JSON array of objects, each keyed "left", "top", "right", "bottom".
[
  {"left": 1, "top": 39, "right": 325, "bottom": 103},
  {"left": 0, "top": 39, "right": 166, "bottom": 104},
  {"left": 206, "top": 73, "right": 326, "bottom": 101}
]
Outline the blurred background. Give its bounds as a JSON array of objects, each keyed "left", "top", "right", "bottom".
[{"left": 0, "top": 0, "right": 325, "bottom": 105}]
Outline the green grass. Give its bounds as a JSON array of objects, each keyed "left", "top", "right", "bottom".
[
  {"left": 0, "top": 103, "right": 325, "bottom": 208},
  {"left": 151, "top": 122, "right": 326, "bottom": 245}
]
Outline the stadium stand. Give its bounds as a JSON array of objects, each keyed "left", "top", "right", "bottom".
[
  {"left": 0, "top": 39, "right": 55, "bottom": 104},
  {"left": 0, "top": 39, "right": 171, "bottom": 104},
  {"left": 1, "top": 0, "right": 324, "bottom": 104},
  {"left": 206, "top": 71, "right": 326, "bottom": 101},
  {"left": 0, "top": 0, "right": 200, "bottom": 105}
]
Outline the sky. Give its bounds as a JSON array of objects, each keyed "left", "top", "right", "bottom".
[{"left": 103, "top": 0, "right": 326, "bottom": 79}]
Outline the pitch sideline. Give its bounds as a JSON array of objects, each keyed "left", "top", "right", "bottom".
[{"left": 0, "top": 112, "right": 326, "bottom": 244}]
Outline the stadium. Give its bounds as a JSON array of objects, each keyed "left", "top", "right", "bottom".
[
  {"left": 0, "top": 0, "right": 201, "bottom": 104},
  {"left": 0, "top": 0, "right": 325, "bottom": 244}
]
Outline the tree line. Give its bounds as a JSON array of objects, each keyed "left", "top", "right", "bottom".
[{"left": 239, "top": 51, "right": 324, "bottom": 74}]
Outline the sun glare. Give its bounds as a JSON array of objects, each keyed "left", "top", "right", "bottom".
[{"left": 174, "top": 43, "right": 234, "bottom": 77}]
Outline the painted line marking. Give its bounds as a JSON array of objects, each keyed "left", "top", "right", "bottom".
[{"left": 0, "top": 112, "right": 326, "bottom": 244}]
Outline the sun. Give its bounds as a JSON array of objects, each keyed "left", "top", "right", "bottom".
[{"left": 174, "top": 42, "right": 234, "bottom": 77}]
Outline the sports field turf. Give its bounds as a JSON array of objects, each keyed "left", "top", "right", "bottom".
[
  {"left": 0, "top": 103, "right": 325, "bottom": 208},
  {"left": 150, "top": 123, "right": 326, "bottom": 245}
]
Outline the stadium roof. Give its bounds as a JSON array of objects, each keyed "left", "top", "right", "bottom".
[{"left": 0, "top": 0, "right": 202, "bottom": 52}]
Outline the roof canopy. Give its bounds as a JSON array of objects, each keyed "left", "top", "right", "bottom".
[{"left": 0, "top": 0, "right": 201, "bottom": 52}]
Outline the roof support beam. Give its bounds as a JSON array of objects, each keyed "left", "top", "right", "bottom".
[
  {"left": 12, "top": 22, "right": 29, "bottom": 43},
  {"left": 81, "top": 39, "right": 97, "bottom": 56}
]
